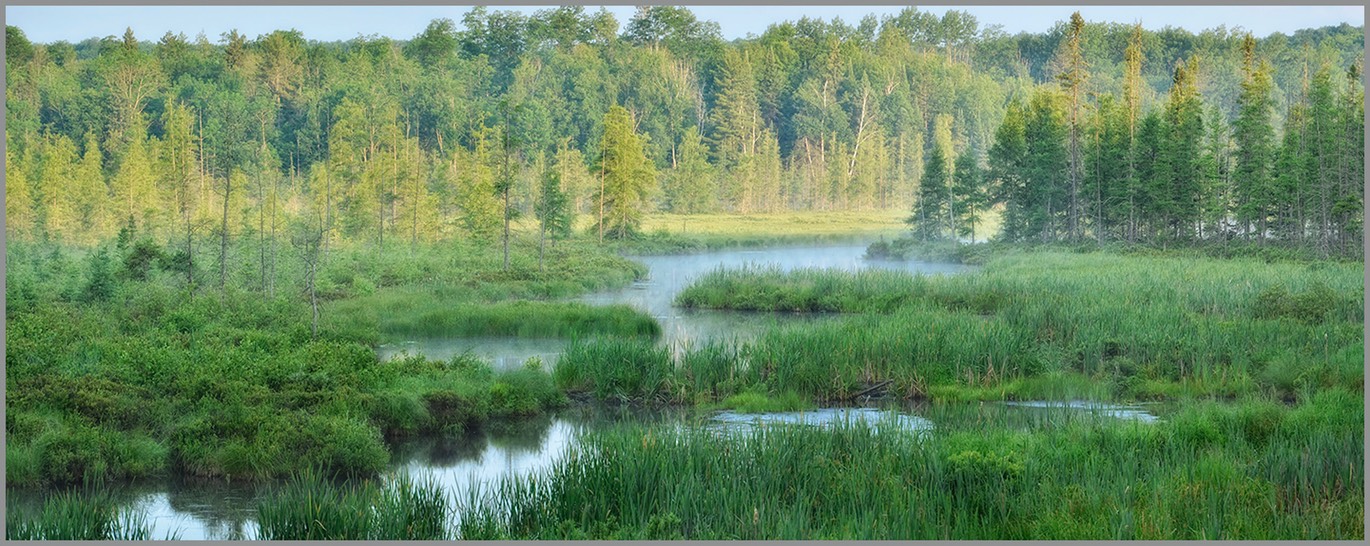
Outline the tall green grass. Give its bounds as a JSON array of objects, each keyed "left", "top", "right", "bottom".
[
  {"left": 338, "top": 296, "right": 659, "bottom": 341},
  {"left": 255, "top": 471, "right": 449, "bottom": 540},
  {"left": 669, "top": 251, "right": 1363, "bottom": 401},
  {"left": 553, "top": 338, "right": 680, "bottom": 402},
  {"left": 457, "top": 392, "right": 1362, "bottom": 539},
  {"left": 5, "top": 489, "right": 159, "bottom": 540}
]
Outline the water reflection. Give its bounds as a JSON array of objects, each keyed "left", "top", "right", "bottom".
[
  {"left": 377, "top": 337, "right": 566, "bottom": 369},
  {"left": 1000, "top": 400, "right": 1161, "bottom": 423},
  {"left": 707, "top": 407, "right": 935, "bottom": 435}
]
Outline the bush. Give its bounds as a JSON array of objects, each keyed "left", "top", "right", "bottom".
[{"left": 121, "top": 239, "right": 166, "bottom": 281}]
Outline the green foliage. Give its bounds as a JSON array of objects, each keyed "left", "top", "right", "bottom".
[
  {"left": 5, "top": 241, "right": 625, "bottom": 485},
  {"left": 1252, "top": 282, "right": 1338, "bottom": 323}
]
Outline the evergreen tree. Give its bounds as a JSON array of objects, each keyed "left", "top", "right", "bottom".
[
  {"left": 535, "top": 158, "right": 571, "bottom": 270},
  {"left": 73, "top": 131, "right": 111, "bottom": 244},
  {"left": 1023, "top": 90, "right": 1069, "bottom": 242},
  {"left": 709, "top": 49, "right": 762, "bottom": 212},
  {"left": 989, "top": 99, "right": 1029, "bottom": 241},
  {"left": 111, "top": 136, "right": 157, "bottom": 232},
  {"left": 1232, "top": 34, "right": 1277, "bottom": 241},
  {"left": 910, "top": 141, "right": 949, "bottom": 241},
  {"left": 597, "top": 105, "right": 657, "bottom": 240},
  {"left": 952, "top": 150, "right": 987, "bottom": 243},
  {"left": 456, "top": 128, "right": 502, "bottom": 242},
  {"left": 664, "top": 127, "right": 716, "bottom": 214},
  {"left": 1157, "top": 59, "right": 1204, "bottom": 240},
  {"left": 36, "top": 134, "right": 79, "bottom": 240},
  {"left": 1054, "top": 12, "right": 1090, "bottom": 241},
  {"left": 1133, "top": 111, "right": 1164, "bottom": 242}
]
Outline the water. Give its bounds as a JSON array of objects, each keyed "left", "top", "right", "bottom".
[
  {"left": 708, "top": 407, "right": 936, "bottom": 435},
  {"left": 386, "top": 243, "right": 972, "bottom": 367},
  {"left": 1000, "top": 400, "right": 1162, "bottom": 424}
]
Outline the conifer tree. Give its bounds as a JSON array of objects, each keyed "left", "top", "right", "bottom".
[
  {"left": 1232, "top": 34, "right": 1277, "bottom": 241},
  {"left": 598, "top": 105, "right": 657, "bottom": 240}
]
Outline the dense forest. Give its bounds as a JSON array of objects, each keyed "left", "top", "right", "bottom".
[{"left": 5, "top": 7, "right": 1365, "bottom": 261}]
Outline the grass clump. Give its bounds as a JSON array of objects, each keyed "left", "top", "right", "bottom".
[
  {"left": 714, "top": 390, "right": 811, "bottom": 413},
  {"left": 5, "top": 489, "right": 157, "bottom": 540},
  {"left": 553, "top": 338, "right": 678, "bottom": 402},
  {"left": 255, "top": 471, "right": 449, "bottom": 540}
]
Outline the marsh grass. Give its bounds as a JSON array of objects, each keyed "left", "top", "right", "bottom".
[
  {"left": 339, "top": 295, "right": 660, "bottom": 341},
  {"left": 5, "top": 488, "right": 158, "bottom": 540},
  {"left": 670, "top": 251, "right": 1363, "bottom": 401},
  {"left": 616, "top": 210, "right": 915, "bottom": 254},
  {"left": 456, "top": 393, "right": 1361, "bottom": 539},
  {"left": 255, "top": 470, "right": 449, "bottom": 540},
  {"left": 553, "top": 338, "right": 678, "bottom": 402}
]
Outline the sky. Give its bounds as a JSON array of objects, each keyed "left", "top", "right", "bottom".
[{"left": 5, "top": 5, "right": 1363, "bottom": 44}]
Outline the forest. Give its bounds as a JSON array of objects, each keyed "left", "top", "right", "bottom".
[{"left": 4, "top": 6, "right": 1365, "bottom": 259}]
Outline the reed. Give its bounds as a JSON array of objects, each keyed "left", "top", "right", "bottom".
[
  {"left": 255, "top": 470, "right": 450, "bottom": 540},
  {"left": 457, "top": 393, "right": 1362, "bottom": 539}
]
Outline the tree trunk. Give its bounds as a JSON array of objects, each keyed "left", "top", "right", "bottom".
[{"left": 219, "top": 175, "right": 230, "bottom": 292}]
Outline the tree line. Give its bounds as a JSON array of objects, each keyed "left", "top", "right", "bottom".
[
  {"left": 908, "top": 14, "right": 1363, "bottom": 257},
  {"left": 4, "top": 7, "right": 1363, "bottom": 262}
]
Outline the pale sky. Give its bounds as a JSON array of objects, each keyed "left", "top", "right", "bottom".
[{"left": 5, "top": 5, "right": 1363, "bottom": 44}]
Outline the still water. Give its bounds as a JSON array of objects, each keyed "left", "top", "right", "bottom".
[{"left": 378, "top": 244, "right": 972, "bottom": 365}]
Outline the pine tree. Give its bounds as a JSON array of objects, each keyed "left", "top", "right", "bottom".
[
  {"left": 1158, "top": 59, "right": 1204, "bottom": 241},
  {"left": 1232, "top": 34, "right": 1277, "bottom": 241},
  {"left": 709, "top": 49, "right": 762, "bottom": 212},
  {"left": 535, "top": 159, "right": 570, "bottom": 271},
  {"left": 664, "top": 127, "right": 716, "bottom": 214},
  {"left": 1306, "top": 63, "right": 1339, "bottom": 255},
  {"left": 755, "top": 128, "right": 783, "bottom": 212},
  {"left": 1133, "top": 112, "right": 1164, "bottom": 242},
  {"left": 1023, "top": 90, "right": 1069, "bottom": 242},
  {"left": 910, "top": 142, "right": 949, "bottom": 241},
  {"left": 111, "top": 136, "right": 157, "bottom": 232},
  {"left": 73, "top": 132, "right": 111, "bottom": 245},
  {"left": 598, "top": 105, "right": 657, "bottom": 240},
  {"left": 952, "top": 150, "right": 986, "bottom": 243},
  {"left": 36, "top": 134, "right": 79, "bottom": 241},
  {"left": 456, "top": 128, "right": 502, "bottom": 242},
  {"left": 1055, "top": 12, "right": 1090, "bottom": 241},
  {"left": 1121, "top": 23, "right": 1145, "bottom": 242},
  {"left": 989, "top": 99, "right": 1028, "bottom": 241},
  {"left": 1333, "top": 62, "right": 1364, "bottom": 255}
]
